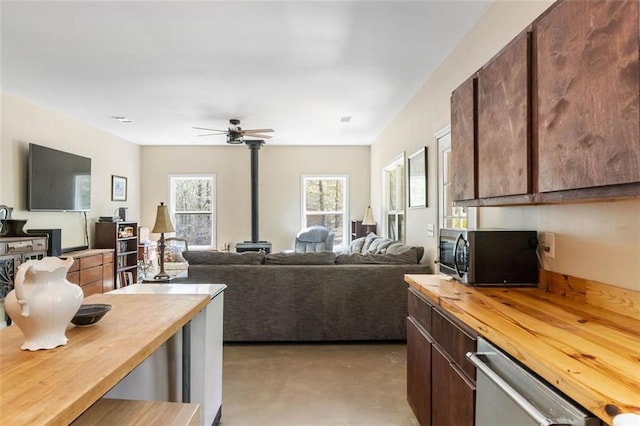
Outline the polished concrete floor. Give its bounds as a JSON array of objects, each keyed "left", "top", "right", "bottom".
[{"left": 220, "top": 342, "right": 419, "bottom": 426}]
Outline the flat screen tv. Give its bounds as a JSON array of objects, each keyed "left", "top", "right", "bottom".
[{"left": 28, "top": 143, "right": 92, "bottom": 211}]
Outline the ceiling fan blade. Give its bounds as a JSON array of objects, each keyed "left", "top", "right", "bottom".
[
  {"left": 197, "top": 133, "right": 220, "bottom": 137},
  {"left": 241, "top": 128, "right": 274, "bottom": 134},
  {"left": 244, "top": 133, "right": 272, "bottom": 139},
  {"left": 192, "top": 126, "right": 226, "bottom": 132}
]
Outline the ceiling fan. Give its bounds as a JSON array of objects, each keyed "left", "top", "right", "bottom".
[{"left": 193, "top": 118, "right": 274, "bottom": 144}]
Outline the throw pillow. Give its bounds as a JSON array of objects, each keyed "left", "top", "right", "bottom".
[
  {"left": 360, "top": 232, "right": 379, "bottom": 253},
  {"left": 348, "top": 236, "right": 366, "bottom": 254},
  {"left": 364, "top": 237, "right": 394, "bottom": 254},
  {"left": 182, "top": 251, "right": 265, "bottom": 265},
  {"left": 385, "top": 242, "right": 412, "bottom": 255},
  {"left": 264, "top": 251, "right": 336, "bottom": 265},
  {"left": 164, "top": 245, "right": 186, "bottom": 263}
]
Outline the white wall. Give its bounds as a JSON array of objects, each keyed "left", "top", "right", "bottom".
[
  {"left": 1, "top": 92, "right": 141, "bottom": 249},
  {"left": 140, "top": 145, "right": 370, "bottom": 253},
  {"left": 371, "top": 0, "right": 640, "bottom": 291}
]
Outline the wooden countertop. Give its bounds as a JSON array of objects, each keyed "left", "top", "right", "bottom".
[
  {"left": 0, "top": 292, "right": 210, "bottom": 425},
  {"left": 405, "top": 274, "right": 640, "bottom": 426}
]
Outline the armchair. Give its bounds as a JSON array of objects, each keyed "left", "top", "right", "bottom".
[{"left": 294, "top": 226, "right": 335, "bottom": 252}]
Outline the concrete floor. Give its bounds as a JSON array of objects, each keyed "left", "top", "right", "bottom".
[{"left": 220, "top": 342, "right": 419, "bottom": 426}]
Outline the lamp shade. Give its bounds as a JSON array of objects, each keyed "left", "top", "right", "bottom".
[
  {"left": 362, "top": 206, "right": 376, "bottom": 226},
  {"left": 152, "top": 202, "right": 175, "bottom": 234}
]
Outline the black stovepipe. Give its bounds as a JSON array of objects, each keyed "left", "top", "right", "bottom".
[{"left": 245, "top": 140, "right": 264, "bottom": 243}]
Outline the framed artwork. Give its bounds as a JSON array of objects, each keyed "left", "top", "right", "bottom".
[
  {"left": 408, "top": 147, "right": 427, "bottom": 208},
  {"left": 111, "top": 175, "right": 127, "bottom": 201}
]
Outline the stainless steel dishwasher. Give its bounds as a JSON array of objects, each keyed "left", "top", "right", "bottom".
[{"left": 467, "top": 337, "right": 601, "bottom": 426}]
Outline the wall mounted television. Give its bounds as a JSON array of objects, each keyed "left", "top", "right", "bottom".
[{"left": 28, "top": 143, "right": 92, "bottom": 211}]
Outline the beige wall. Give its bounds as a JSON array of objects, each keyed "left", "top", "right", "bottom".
[
  {"left": 371, "top": 0, "right": 640, "bottom": 291},
  {"left": 140, "top": 145, "right": 370, "bottom": 253},
  {"left": 1, "top": 92, "right": 141, "bottom": 249}
]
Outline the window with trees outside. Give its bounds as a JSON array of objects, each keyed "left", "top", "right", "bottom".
[
  {"left": 383, "top": 155, "right": 405, "bottom": 242},
  {"left": 301, "top": 175, "right": 348, "bottom": 251},
  {"left": 169, "top": 175, "right": 216, "bottom": 248}
]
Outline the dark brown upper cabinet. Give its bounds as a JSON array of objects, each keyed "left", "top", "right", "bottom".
[
  {"left": 450, "top": 0, "right": 640, "bottom": 206},
  {"left": 477, "top": 30, "right": 531, "bottom": 198},
  {"left": 450, "top": 77, "right": 477, "bottom": 201},
  {"left": 536, "top": 0, "right": 640, "bottom": 193}
]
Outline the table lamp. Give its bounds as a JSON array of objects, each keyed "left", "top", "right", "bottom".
[
  {"left": 362, "top": 206, "right": 376, "bottom": 234},
  {"left": 152, "top": 202, "right": 175, "bottom": 280}
]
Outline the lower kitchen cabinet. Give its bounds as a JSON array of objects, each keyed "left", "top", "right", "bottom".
[
  {"left": 431, "top": 343, "right": 475, "bottom": 426},
  {"left": 407, "top": 317, "right": 432, "bottom": 426},
  {"left": 407, "top": 287, "right": 477, "bottom": 426}
]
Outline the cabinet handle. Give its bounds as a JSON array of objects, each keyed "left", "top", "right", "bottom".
[{"left": 466, "top": 352, "right": 569, "bottom": 426}]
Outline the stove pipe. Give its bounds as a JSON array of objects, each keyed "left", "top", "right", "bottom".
[{"left": 245, "top": 140, "right": 264, "bottom": 243}]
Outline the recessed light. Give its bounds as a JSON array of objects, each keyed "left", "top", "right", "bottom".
[
  {"left": 339, "top": 116, "right": 352, "bottom": 123},
  {"left": 111, "top": 116, "right": 132, "bottom": 123}
]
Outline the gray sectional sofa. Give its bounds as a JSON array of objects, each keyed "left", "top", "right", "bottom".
[{"left": 179, "top": 234, "right": 430, "bottom": 342}]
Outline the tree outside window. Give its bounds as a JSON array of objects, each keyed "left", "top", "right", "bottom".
[
  {"left": 169, "top": 175, "right": 216, "bottom": 248},
  {"left": 302, "top": 175, "right": 348, "bottom": 251}
]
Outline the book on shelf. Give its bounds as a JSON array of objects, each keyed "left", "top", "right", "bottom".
[{"left": 116, "top": 271, "right": 135, "bottom": 288}]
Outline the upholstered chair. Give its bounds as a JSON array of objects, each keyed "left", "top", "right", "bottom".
[{"left": 294, "top": 226, "right": 335, "bottom": 252}]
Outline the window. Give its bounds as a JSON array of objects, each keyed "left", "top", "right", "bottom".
[
  {"left": 169, "top": 175, "right": 216, "bottom": 248},
  {"left": 301, "top": 175, "right": 348, "bottom": 251},
  {"left": 437, "top": 127, "right": 476, "bottom": 231},
  {"left": 383, "top": 154, "right": 405, "bottom": 242}
]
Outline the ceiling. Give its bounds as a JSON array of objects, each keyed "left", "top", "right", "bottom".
[{"left": 1, "top": 1, "right": 491, "bottom": 146}]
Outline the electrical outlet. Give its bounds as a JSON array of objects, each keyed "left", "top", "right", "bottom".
[{"left": 543, "top": 232, "right": 556, "bottom": 258}]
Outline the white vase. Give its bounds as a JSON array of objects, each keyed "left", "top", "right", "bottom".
[{"left": 4, "top": 257, "right": 83, "bottom": 351}]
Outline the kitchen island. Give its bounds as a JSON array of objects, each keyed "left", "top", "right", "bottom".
[
  {"left": 0, "top": 291, "right": 210, "bottom": 424},
  {"left": 405, "top": 274, "right": 640, "bottom": 425}
]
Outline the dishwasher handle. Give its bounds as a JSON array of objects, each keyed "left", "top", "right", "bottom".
[{"left": 466, "top": 352, "right": 570, "bottom": 426}]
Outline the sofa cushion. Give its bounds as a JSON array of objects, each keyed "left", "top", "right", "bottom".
[
  {"left": 182, "top": 251, "right": 265, "bottom": 265},
  {"left": 335, "top": 248, "right": 418, "bottom": 265},
  {"left": 265, "top": 251, "right": 336, "bottom": 265}
]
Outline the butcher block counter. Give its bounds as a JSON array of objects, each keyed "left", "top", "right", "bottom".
[
  {"left": 405, "top": 274, "right": 640, "bottom": 425},
  {"left": 0, "top": 292, "right": 210, "bottom": 425}
]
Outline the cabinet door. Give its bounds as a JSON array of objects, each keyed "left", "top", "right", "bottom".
[
  {"left": 477, "top": 30, "right": 531, "bottom": 198},
  {"left": 536, "top": 0, "right": 640, "bottom": 192},
  {"left": 451, "top": 76, "right": 477, "bottom": 201},
  {"left": 407, "top": 317, "right": 432, "bottom": 426},
  {"left": 431, "top": 344, "right": 475, "bottom": 426}
]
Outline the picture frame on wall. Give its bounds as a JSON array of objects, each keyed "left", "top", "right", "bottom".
[
  {"left": 408, "top": 147, "right": 427, "bottom": 208},
  {"left": 111, "top": 175, "right": 127, "bottom": 201}
]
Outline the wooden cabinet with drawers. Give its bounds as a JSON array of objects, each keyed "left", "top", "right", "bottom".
[
  {"left": 406, "top": 287, "right": 477, "bottom": 426},
  {"left": 64, "top": 249, "right": 114, "bottom": 297}
]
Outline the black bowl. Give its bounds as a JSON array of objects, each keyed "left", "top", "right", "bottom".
[{"left": 71, "top": 304, "right": 112, "bottom": 326}]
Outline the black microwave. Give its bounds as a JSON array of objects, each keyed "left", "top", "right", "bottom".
[{"left": 438, "top": 228, "right": 539, "bottom": 286}]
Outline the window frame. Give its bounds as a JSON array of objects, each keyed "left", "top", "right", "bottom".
[
  {"left": 168, "top": 174, "right": 216, "bottom": 250},
  {"left": 382, "top": 153, "right": 406, "bottom": 242},
  {"left": 300, "top": 174, "right": 349, "bottom": 251}
]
